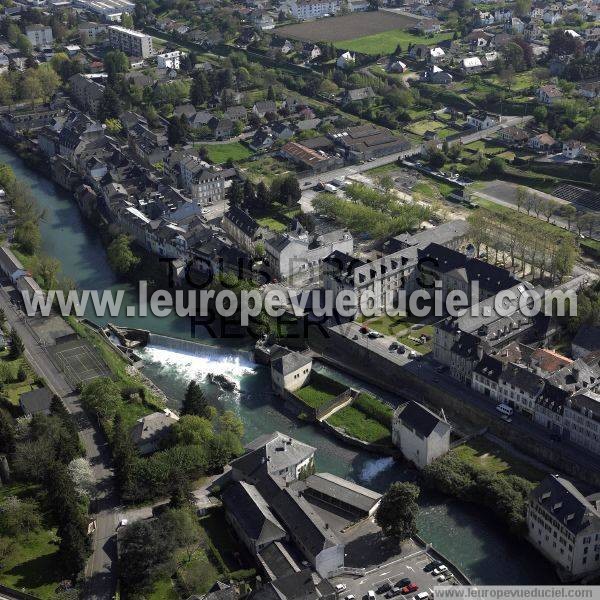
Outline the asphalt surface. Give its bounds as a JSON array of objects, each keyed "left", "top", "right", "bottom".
[{"left": 0, "top": 285, "right": 119, "bottom": 600}]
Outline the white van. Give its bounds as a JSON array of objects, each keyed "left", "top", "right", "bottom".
[
  {"left": 416, "top": 593, "right": 430, "bottom": 600},
  {"left": 496, "top": 404, "right": 513, "bottom": 417}
]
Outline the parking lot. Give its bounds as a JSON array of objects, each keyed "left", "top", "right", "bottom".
[{"left": 332, "top": 544, "right": 460, "bottom": 600}]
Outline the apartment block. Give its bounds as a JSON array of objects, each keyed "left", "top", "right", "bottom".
[{"left": 108, "top": 25, "right": 153, "bottom": 57}]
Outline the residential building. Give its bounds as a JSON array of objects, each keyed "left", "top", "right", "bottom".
[
  {"left": 562, "top": 140, "right": 587, "bottom": 159},
  {"left": 572, "top": 325, "right": 600, "bottom": 359},
  {"left": 167, "top": 153, "right": 224, "bottom": 205},
  {"left": 271, "top": 350, "right": 313, "bottom": 393},
  {"left": 253, "top": 100, "right": 277, "bottom": 118},
  {"left": 528, "top": 475, "right": 600, "bottom": 580},
  {"left": 289, "top": 0, "right": 341, "bottom": 20},
  {"left": 336, "top": 51, "right": 355, "bottom": 69},
  {"left": 157, "top": 50, "right": 182, "bottom": 69},
  {"left": 108, "top": 25, "right": 153, "bottom": 58},
  {"left": 78, "top": 21, "right": 108, "bottom": 42},
  {"left": 529, "top": 132, "right": 557, "bottom": 152},
  {"left": 19, "top": 387, "right": 54, "bottom": 417},
  {"left": 461, "top": 56, "right": 483, "bottom": 73},
  {"left": 264, "top": 223, "right": 353, "bottom": 281},
  {"left": 466, "top": 111, "right": 499, "bottom": 130},
  {"left": 68, "top": 73, "right": 105, "bottom": 115},
  {"left": 392, "top": 400, "right": 451, "bottom": 469},
  {"left": 129, "top": 409, "right": 179, "bottom": 455},
  {"left": 341, "top": 87, "right": 376, "bottom": 104},
  {"left": 222, "top": 205, "right": 263, "bottom": 254},
  {"left": 26, "top": 25, "right": 53, "bottom": 48},
  {"left": 537, "top": 84, "right": 564, "bottom": 105}
]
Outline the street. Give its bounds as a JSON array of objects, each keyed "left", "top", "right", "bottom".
[{"left": 0, "top": 284, "right": 119, "bottom": 600}]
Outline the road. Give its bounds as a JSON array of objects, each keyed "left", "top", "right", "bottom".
[{"left": 0, "top": 285, "right": 119, "bottom": 600}]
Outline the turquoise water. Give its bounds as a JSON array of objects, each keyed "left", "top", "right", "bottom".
[{"left": 1, "top": 145, "right": 558, "bottom": 584}]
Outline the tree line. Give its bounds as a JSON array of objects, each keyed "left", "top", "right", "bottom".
[{"left": 467, "top": 204, "right": 579, "bottom": 284}]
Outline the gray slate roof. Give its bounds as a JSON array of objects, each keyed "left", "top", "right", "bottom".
[
  {"left": 530, "top": 475, "right": 600, "bottom": 536},
  {"left": 221, "top": 481, "right": 286, "bottom": 544},
  {"left": 304, "top": 472, "right": 381, "bottom": 513},
  {"left": 395, "top": 400, "right": 450, "bottom": 438},
  {"left": 19, "top": 387, "right": 53, "bottom": 416},
  {"left": 271, "top": 351, "right": 312, "bottom": 376}
]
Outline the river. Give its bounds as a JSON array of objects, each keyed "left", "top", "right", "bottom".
[{"left": 0, "top": 144, "right": 558, "bottom": 585}]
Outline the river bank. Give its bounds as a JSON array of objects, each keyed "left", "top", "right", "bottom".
[{"left": 0, "top": 142, "right": 560, "bottom": 585}]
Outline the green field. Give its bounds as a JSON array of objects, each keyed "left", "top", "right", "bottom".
[
  {"left": 0, "top": 484, "right": 65, "bottom": 599},
  {"left": 204, "top": 142, "right": 252, "bottom": 164},
  {"left": 328, "top": 405, "right": 392, "bottom": 445},
  {"left": 453, "top": 437, "right": 547, "bottom": 483},
  {"left": 334, "top": 30, "right": 452, "bottom": 55},
  {"left": 296, "top": 372, "right": 347, "bottom": 409}
]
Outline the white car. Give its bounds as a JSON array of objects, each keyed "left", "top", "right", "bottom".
[
  {"left": 335, "top": 584, "right": 347, "bottom": 593},
  {"left": 345, "top": 595, "right": 355, "bottom": 600},
  {"left": 201, "top": 208, "right": 210, "bottom": 214},
  {"left": 433, "top": 565, "right": 448, "bottom": 576}
]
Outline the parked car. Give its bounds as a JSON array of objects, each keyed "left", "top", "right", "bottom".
[
  {"left": 389, "top": 342, "right": 399, "bottom": 351},
  {"left": 335, "top": 584, "right": 347, "bottom": 593},
  {"left": 345, "top": 595, "right": 355, "bottom": 600},
  {"left": 377, "top": 582, "right": 391, "bottom": 594},
  {"left": 402, "top": 583, "right": 418, "bottom": 594},
  {"left": 432, "top": 565, "right": 448, "bottom": 576},
  {"left": 359, "top": 326, "right": 369, "bottom": 334},
  {"left": 368, "top": 331, "right": 379, "bottom": 338},
  {"left": 409, "top": 351, "right": 419, "bottom": 358},
  {"left": 438, "top": 575, "right": 448, "bottom": 582},
  {"left": 368, "top": 591, "right": 376, "bottom": 599},
  {"left": 396, "top": 578, "right": 411, "bottom": 587},
  {"left": 397, "top": 345, "right": 406, "bottom": 354},
  {"left": 424, "top": 560, "right": 442, "bottom": 572},
  {"left": 385, "top": 587, "right": 401, "bottom": 598},
  {"left": 501, "top": 414, "right": 512, "bottom": 423}
]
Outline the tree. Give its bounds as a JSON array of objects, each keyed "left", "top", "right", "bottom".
[
  {"left": 227, "top": 179, "right": 243, "bottom": 206},
  {"left": 0, "top": 409, "right": 14, "bottom": 455},
  {"left": 256, "top": 181, "right": 269, "bottom": 209},
  {"left": 217, "top": 410, "right": 244, "bottom": 438},
  {"left": 182, "top": 380, "right": 210, "bottom": 418},
  {"left": 561, "top": 204, "right": 577, "bottom": 230},
  {"left": 272, "top": 174, "right": 301, "bottom": 207},
  {"left": 80, "top": 377, "right": 121, "bottom": 421},
  {"left": 36, "top": 64, "right": 61, "bottom": 101},
  {"left": 190, "top": 73, "right": 209, "bottom": 106},
  {"left": 68, "top": 457, "right": 94, "bottom": 499},
  {"left": 98, "top": 86, "right": 123, "bottom": 120},
  {"left": 107, "top": 234, "right": 139, "bottom": 275},
  {"left": 120, "top": 12, "right": 134, "bottom": 28},
  {"left": 9, "top": 330, "right": 23, "bottom": 359},
  {"left": 20, "top": 70, "right": 42, "bottom": 107},
  {"left": 168, "top": 115, "right": 188, "bottom": 146},
  {"left": 104, "top": 50, "right": 129, "bottom": 80},
  {"left": 0, "top": 496, "right": 42, "bottom": 536},
  {"left": 105, "top": 118, "right": 123, "bottom": 134},
  {"left": 14, "top": 220, "right": 41, "bottom": 255},
  {"left": 514, "top": 0, "right": 531, "bottom": 17},
  {"left": 375, "top": 482, "right": 420, "bottom": 542},
  {"left": 15, "top": 34, "right": 32, "bottom": 55}
]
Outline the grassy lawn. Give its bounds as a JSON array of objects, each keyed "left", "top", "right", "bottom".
[
  {"left": 453, "top": 437, "right": 547, "bottom": 483},
  {"left": 360, "top": 313, "right": 415, "bottom": 336},
  {"left": 296, "top": 372, "right": 347, "bottom": 409},
  {"left": 203, "top": 142, "right": 252, "bottom": 164},
  {"left": 240, "top": 156, "right": 293, "bottom": 185},
  {"left": 398, "top": 324, "right": 434, "bottom": 353},
  {"left": 0, "top": 348, "right": 40, "bottom": 405},
  {"left": 328, "top": 405, "right": 392, "bottom": 445},
  {"left": 253, "top": 203, "right": 301, "bottom": 233},
  {"left": 405, "top": 119, "right": 446, "bottom": 136},
  {"left": 0, "top": 484, "right": 66, "bottom": 599},
  {"left": 334, "top": 30, "right": 452, "bottom": 55}
]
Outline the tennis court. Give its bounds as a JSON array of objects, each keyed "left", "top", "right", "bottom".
[{"left": 48, "top": 337, "right": 112, "bottom": 387}]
